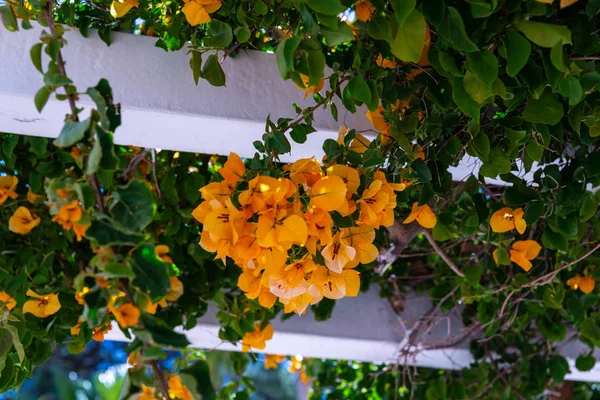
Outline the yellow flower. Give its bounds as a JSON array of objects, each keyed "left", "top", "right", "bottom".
[
  {"left": 567, "top": 275, "right": 595, "bottom": 294},
  {"left": 285, "top": 157, "right": 323, "bottom": 189},
  {"left": 288, "top": 355, "right": 303, "bottom": 373},
  {"left": 296, "top": 74, "right": 325, "bottom": 99},
  {"left": 92, "top": 323, "right": 112, "bottom": 342},
  {"left": 0, "top": 175, "right": 18, "bottom": 205},
  {"left": 23, "top": 289, "right": 61, "bottom": 318},
  {"left": 110, "top": 0, "right": 139, "bottom": 18},
  {"left": 355, "top": 0, "right": 375, "bottom": 21},
  {"left": 9, "top": 207, "right": 41, "bottom": 235},
  {"left": 75, "top": 286, "right": 90, "bottom": 305},
  {"left": 168, "top": 376, "right": 194, "bottom": 400},
  {"left": 256, "top": 214, "right": 308, "bottom": 251},
  {"left": 158, "top": 277, "right": 184, "bottom": 307},
  {"left": 242, "top": 323, "right": 274, "bottom": 352},
  {"left": 155, "top": 245, "right": 173, "bottom": 263},
  {"left": 321, "top": 232, "right": 357, "bottom": 273},
  {"left": 308, "top": 266, "right": 360, "bottom": 301},
  {"left": 509, "top": 240, "right": 541, "bottom": 272},
  {"left": 71, "top": 319, "right": 82, "bottom": 336},
  {"left": 113, "top": 303, "right": 141, "bottom": 328},
  {"left": 402, "top": 202, "right": 437, "bottom": 229},
  {"left": 52, "top": 200, "right": 82, "bottom": 230},
  {"left": 56, "top": 188, "right": 71, "bottom": 199},
  {"left": 27, "top": 187, "right": 41, "bottom": 204},
  {"left": 128, "top": 351, "right": 144, "bottom": 371},
  {"left": 219, "top": 152, "right": 246, "bottom": 188},
  {"left": 269, "top": 258, "right": 318, "bottom": 299},
  {"left": 490, "top": 207, "right": 526, "bottom": 234},
  {"left": 559, "top": 0, "right": 578, "bottom": 8},
  {"left": 265, "top": 354, "right": 286, "bottom": 369},
  {"left": 309, "top": 176, "right": 348, "bottom": 212},
  {"left": 73, "top": 223, "right": 90, "bottom": 242},
  {"left": 0, "top": 292, "right": 16, "bottom": 310},
  {"left": 138, "top": 384, "right": 155, "bottom": 400},
  {"left": 340, "top": 226, "right": 379, "bottom": 267},
  {"left": 376, "top": 55, "right": 397, "bottom": 69},
  {"left": 182, "top": 0, "right": 222, "bottom": 26}
]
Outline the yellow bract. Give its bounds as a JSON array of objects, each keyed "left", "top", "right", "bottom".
[
  {"left": 0, "top": 175, "right": 18, "bottom": 205},
  {"left": 355, "top": 0, "right": 375, "bottom": 21},
  {"left": 219, "top": 152, "right": 246, "bottom": 187},
  {"left": 403, "top": 202, "right": 437, "bottom": 229},
  {"left": 567, "top": 275, "right": 595, "bottom": 294},
  {"left": 264, "top": 354, "right": 286, "bottom": 369},
  {"left": 168, "top": 376, "right": 194, "bottom": 400},
  {"left": 27, "top": 187, "right": 41, "bottom": 204},
  {"left": 182, "top": 0, "right": 222, "bottom": 26},
  {"left": 9, "top": 206, "right": 40, "bottom": 235},
  {"left": 53, "top": 199, "right": 83, "bottom": 230},
  {"left": 509, "top": 240, "right": 541, "bottom": 272},
  {"left": 155, "top": 244, "right": 173, "bottom": 263},
  {"left": 490, "top": 207, "right": 526, "bottom": 234},
  {"left": 110, "top": 0, "right": 139, "bottom": 18},
  {"left": 137, "top": 384, "right": 155, "bottom": 400},
  {"left": 73, "top": 223, "right": 90, "bottom": 242},
  {"left": 309, "top": 175, "right": 348, "bottom": 211},
  {"left": 113, "top": 303, "right": 141, "bottom": 328},
  {"left": 0, "top": 292, "right": 16, "bottom": 310},
  {"left": 242, "top": 322, "right": 274, "bottom": 352},
  {"left": 23, "top": 289, "right": 61, "bottom": 318},
  {"left": 534, "top": 0, "right": 579, "bottom": 8},
  {"left": 296, "top": 74, "right": 325, "bottom": 99}
]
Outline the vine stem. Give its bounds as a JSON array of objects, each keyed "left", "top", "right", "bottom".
[
  {"left": 42, "top": 4, "right": 169, "bottom": 396},
  {"left": 421, "top": 229, "right": 465, "bottom": 278}
]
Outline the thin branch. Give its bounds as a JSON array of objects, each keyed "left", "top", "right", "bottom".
[
  {"left": 422, "top": 229, "right": 465, "bottom": 278},
  {"left": 122, "top": 148, "right": 150, "bottom": 178},
  {"left": 151, "top": 149, "right": 163, "bottom": 202},
  {"left": 149, "top": 360, "right": 171, "bottom": 398}
]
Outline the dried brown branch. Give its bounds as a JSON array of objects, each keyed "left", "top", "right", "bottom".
[
  {"left": 422, "top": 229, "right": 465, "bottom": 278},
  {"left": 122, "top": 148, "right": 150, "bottom": 179}
]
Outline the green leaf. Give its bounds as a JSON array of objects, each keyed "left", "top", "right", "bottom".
[
  {"left": 550, "top": 41, "right": 569, "bottom": 73},
  {"left": 463, "top": 264, "right": 482, "bottom": 286},
  {"left": 53, "top": 119, "right": 91, "bottom": 148},
  {"left": 30, "top": 43, "right": 44, "bottom": 74},
  {"left": 549, "top": 356, "right": 570, "bottom": 383},
  {"left": 367, "top": 13, "right": 392, "bottom": 40},
  {"left": 451, "top": 78, "right": 481, "bottom": 122},
  {"left": 111, "top": 180, "right": 156, "bottom": 232},
  {"left": 34, "top": 87, "right": 51, "bottom": 113},
  {"left": 437, "top": 7, "right": 478, "bottom": 53},
  {"left": 348, "top": 75, "right": 372, "bottom": 103},
  {"left": 466, "top": 51, "right": 498, "bottom": 85},
  {"left": 86, "top": 219, "right": 145, "bottom": 246},
  {"left": 102, "top": 263, "right": 136, "bottom": 278},
  {"left": 391, "top": 9, "right": 426, "bottom": 63},
  {"left": 131, "top": 245, "right": 170, "bottom": 301},
  {"left": 305, "top": 0, "right": 345, "bottom": 15},
  {"left": 541, "top": 228, "right": 568, "bottom": 251},
  {"left": 411, "top": 159, "right": 432, "bottom": 182},
  {"left": 439, "top": 52, "right": 463, "bottom": 77},
  {"left": 202, "top": 54, "right": 226, "bottom": 87},
  {"left": 306, "top": 48, "right": 325, "bottom": 87},
  {"left": 204, "top": 21, "right": 233, "bottom": 48},
  {"left": 181, "top": 361, "right": 217, "bottom": 400},
  {"left": 190, "top": 52, "right": 202, "bottom": 85},
  {"left": 1, "top": 5, "right": 18, "bottom": 32},
  {"left": 3, "top": 326, "right": 24, "bottom": 363},
  {"left": 480, "top": 147, "right": 511, "bottom": 177},
  {"left": 463, "top": 70, "right": 492, "bottom": 104},
  {"left": 86, "top": 135, "right": 102, "bottom": 175},
  {"left": 542, "top": 286, "right": 564, "bottom": 309},
  {"left": 515, "top": 19, "right": 572, "bottom": 48},
  {"left": 320, "top": 23, "right": 354, "bottom": 47},
  {"left": 523, "top": 90, "right": 564, "bottom": 126},
  {"left": 275, "top": 37, "right": 301, "bottom": 79},
  {"left": 559, "top": 76, "right": 583, "bottom": 106},
  {"left": 390, "top": 0, "right": 416, "bottom": 26},
  {"left": 0, "top": 329, "right": 13, "bottom": 359},
  {"left": 525, "top": 140, "right": 543, "bottom": 162},
  {"left": 503, "top": 31, "right": 531, "bottom": 77},
  {"left": 422, "top": 0, "right": 445, "bottom": 27},
  {"left": 580, "top": 193, "right": 598, "bottom": 222},
  {"left": 580, "top": 318, "right": 600, "bottom": 342},
  {"left": 494, "top": 247, "right": 510, "bottom": 265},
  {"left": 140, "top": 315, "right": 190, "bottom": 347},
  {"left": 234, "top": 26, "right": 251, "bottom": 43},
  {"left": 575, "top": 354, "right": 596, "bottom": 372},
  {"left": 587, "top": 0, "right": 600, "bottom": 17},
  {"left": 537, "top": 314, "right": 566, "bottom": 341}
]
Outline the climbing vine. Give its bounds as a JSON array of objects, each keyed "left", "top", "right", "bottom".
[{"left": 0, "top": 0, "right": 600, "bottom": 398}]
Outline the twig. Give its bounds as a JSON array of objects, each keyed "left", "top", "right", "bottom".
[
  {"left": 88, "top": 174, "right": 105, "bottom": 213},
  {"left": 149, "top": 360, "right": 170, "bottom": 397},
  {"left": 422, "top": 230, "right": 465, "bottom": 278},
  {"left": 570, "top": 57, "right": 600, "bottom": 61},
  {"left": 122, "top": 148, "right": 149, "bottom": 178},
  {"left": 151, "top": 149, "right": 163, "bottom": 201}
]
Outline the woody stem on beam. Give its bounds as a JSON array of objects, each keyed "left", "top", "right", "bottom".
[{"left": 422, "top": 229, "right": 465, "bottom": 278}]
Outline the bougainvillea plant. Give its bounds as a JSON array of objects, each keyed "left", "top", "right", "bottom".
[{"left": 0, "top": 0, "right": 600, "bottom": 397}]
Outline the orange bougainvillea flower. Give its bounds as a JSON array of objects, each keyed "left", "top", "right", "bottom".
[
  {"left": 297, "top": 74, "right": 325, "bottom": 99},
  {"left": 70, "top": 146, "right": 83, "bottom": 159},
  {"left": 340, "top": 226, "right": 379, "bottom": 267},
  {"left": 27, "top": 187, "right": 41, "bottom": 204},
  {"left": 403, "top": 202, "right": 437, "bottom": 229},
  {"left": 73, "top": 223, "right": 90, "bottom": 242},
  {"left": 376, "top": 54, "right": 398, "bottom": 69},
  {"left": 321, "top": 232, "right": 357, "bottom": 273},
  {"left": 168, "top": 376, "right": 194, "bottom": 400},
  {"left": 309, "top": 175, "right": 348, "bottom": 212},
  {"left": 56, "top": 188, "right": 70, "bottom": 199},
  {"left": 285, "top": 157, "right": 323, "bottom": 189},
  {"left": 182, "top": 0, "right": 222, "bottom": 26},
  {"left": 355, "top": 0, "right": 375, "bottom": 21},
  {"left": 509, "top": 240, "right": 542, "bottom": 272},
  {"left": 242, "top": 323, "right": 274, "bottom": 352},
  {"left": 113, "top": 303, "right": 140, "bottom": 328},
  {"left": 0, "top": 175, "right": 18, "bottom": 205},
  {"left": 257, "top": 214, "right": 308, "bottom": 251},
  {"left": 110, "top": 0, "right": 138, "bottom": 18},
  {"left": 23, "top": 289, "right": 61, "bottom": 318},
  {"left": 0, "top": 292, "right": 16, "bottom": 310},
  {"left": 490, "top": 207, "right": 526, "bottom": 234},
  {"left": 52, "top": 200, "right": 82, "bottom": 230},
  {"left": 137, "top": 384, "right": 155, "bottom": 400},
  {"left": 92, "top": 323, "right": 112, "bottom": 342},
  {"left": 219, "top": 152, "right": 246, "bottom": 188},
  {"left": 567, "top": 275, "right": 595, "bottom": 294},
  {"left": 155, "top": 245, "right": 173, "bottom": 263},
  {"left": 9, "top": 206, "right": 41, "bottom": 235},
  {"left": 309, "top": 266, "right": 360, "bottom": 301},
  {"left": 158, "top": 277, "right": 184, "bottom": 307},
  {"left": 75, "top": 286, "right": 90, "bottom": 305},
  {"left": 264, "top": 354, "right": 286, "bottom": 369}
]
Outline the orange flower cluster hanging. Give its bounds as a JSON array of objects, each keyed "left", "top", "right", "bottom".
[{"left": 194, "top": 151, "right": 409, "bottom": 315}]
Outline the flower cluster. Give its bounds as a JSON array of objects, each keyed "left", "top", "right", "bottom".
[
  {"left": 194, "top": 151, "right": 415, "bottom": 317},
  {"left": 491, "top": 207, "right": 542, "bottom": 272},
  {"left": 48, "top": 188, "right": 90, "bottom": 241}
]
